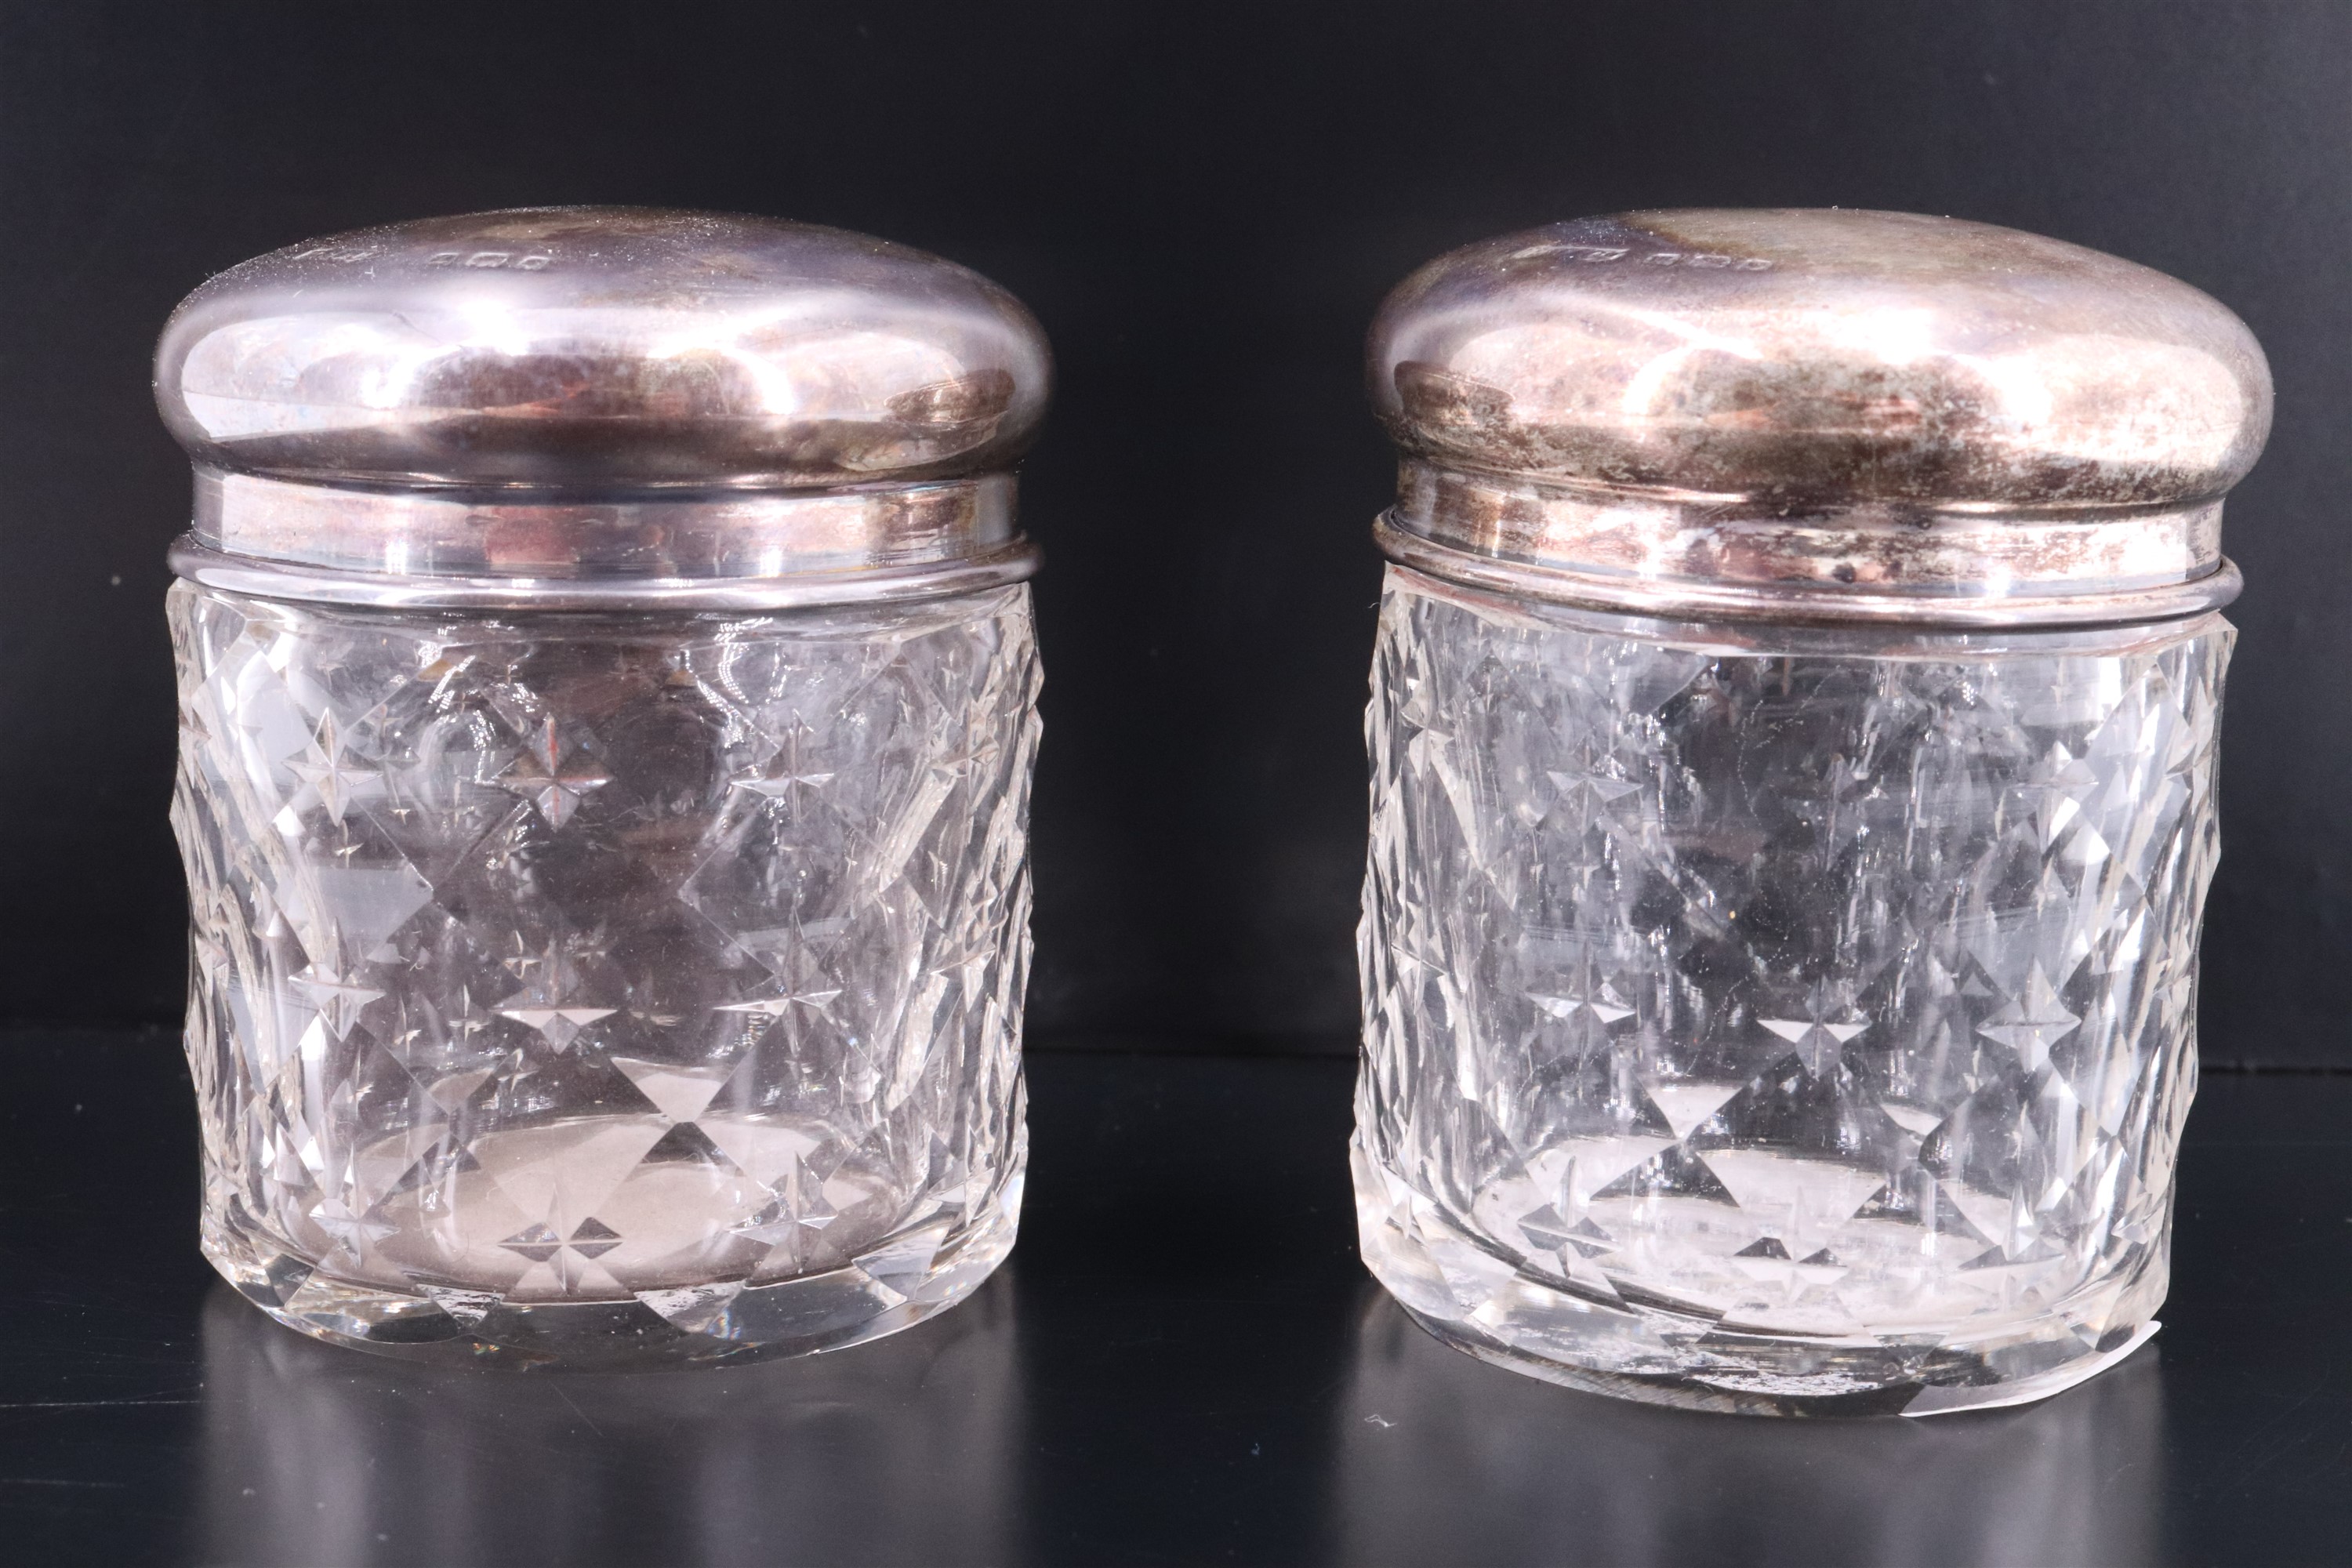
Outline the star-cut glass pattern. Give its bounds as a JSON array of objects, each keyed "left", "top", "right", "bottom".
[
  {"left": 1355, "top": 568, "right": 2228, "bottom": 1411},
  {"left": 170, "top": 580, "right": 1038, "bottom": 1366}
]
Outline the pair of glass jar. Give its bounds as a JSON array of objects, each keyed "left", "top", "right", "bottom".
[{"left": 161, "top": 208, "right": 2267, "bottom": 1414}]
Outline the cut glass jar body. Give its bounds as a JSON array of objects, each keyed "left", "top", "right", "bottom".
[
  {"left": 171, "top": 579, "right": 1038, "bottom": 1368},
  {"left": 1355, "top": 566, "right": 2228, "bottom": 1414}
]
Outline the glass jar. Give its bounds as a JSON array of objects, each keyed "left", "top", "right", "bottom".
[
  {"left": 1352, "top": 209, "right": 2270, "bottom": 1414},
  {"left": 157, "top": 209, "right": 1051, "bottom": 1369}
]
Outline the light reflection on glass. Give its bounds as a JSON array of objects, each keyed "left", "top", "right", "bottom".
[
  {"left": 1333, "top": 1285, "right": 2165, "bottom": 1567},
  {"left": 197, "top": 1276, "right": 1022, "bottom": 1567}
]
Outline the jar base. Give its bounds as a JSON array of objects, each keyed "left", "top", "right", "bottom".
[
  {"left": 1356, "top": 1149, "right": 2158, "bottom": 1417},
  {"left": 1394, "top": 1303, "right": 2158, "bottom": 1418},
  {"left": 201, "top": 1178, "right": 1021, "bottom": 1372}
]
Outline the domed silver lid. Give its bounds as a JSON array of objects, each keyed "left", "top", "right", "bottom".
[
  {"left": 157, "top": 207, "right": 1051, "bottom": 608},
  {"left": 1369, "top": 209, "right": 2270, "bottom": 626}
]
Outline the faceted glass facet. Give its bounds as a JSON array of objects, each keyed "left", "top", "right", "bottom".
[
  {"left": 1356, "top": 566, "right": 2229, "bottom": 1414},
  {"left": 170, "top": 581, "right": 1038, "bottom": 1368}
]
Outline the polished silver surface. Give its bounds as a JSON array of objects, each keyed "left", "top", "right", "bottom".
[
  {"left": 156, "top": 208, "right": 1051, "bottom": 604},
  {"left": 179, "top": 470, "right": 1033, "bottom": 608},
  {"left": 1369, "top": 209, "right": 2270, "bottom": 623}
]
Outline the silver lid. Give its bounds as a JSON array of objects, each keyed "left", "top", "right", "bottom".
[
  {"left": 1369, "top": 209, "right": 2271, "bottom": 626},
  {"left": 156, "top": 207, "right": 1051, "bottom": 608}
]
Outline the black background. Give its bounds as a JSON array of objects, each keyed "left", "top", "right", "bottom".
[
  {"left": 7, "top": 1, "right": 2350, "bottom": 1063},
  {"left": 7, "top": 9, "right": 2352, "bottom": 1563}
]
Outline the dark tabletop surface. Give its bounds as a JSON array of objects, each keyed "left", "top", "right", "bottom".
[{"left": 1, "top": 1030, "right": 2347, "bottom": 1567}]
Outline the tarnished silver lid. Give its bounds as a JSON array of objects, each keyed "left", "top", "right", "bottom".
[
  {"left": 1369, "top": 209, "right": 2270, "bottom": 626},
  {"left": 157, "top": 207, "right": 1051, "bottom": 608}
]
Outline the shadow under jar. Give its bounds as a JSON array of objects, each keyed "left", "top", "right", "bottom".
[
  {"left": 1352, "top": 209, "right": 2271, "bottom": 1416},
  {"left": 156, "top": 208, "right": 1051, "bottom": 1370}
]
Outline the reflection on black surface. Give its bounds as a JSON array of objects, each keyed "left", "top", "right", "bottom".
[
  {"left": 198, "top": 1275, "right": 1021, "bottom": 1568},
  {"left": 1334, "top": 1287, "right": 2164, "bottom": 1568}
]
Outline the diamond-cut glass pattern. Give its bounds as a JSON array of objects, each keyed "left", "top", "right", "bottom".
[
  {"left": 170, "top": 580, "right": 1037, "bottom": 1367},
  {"left": 1355, "top": 567, "right": 2228, "bottom": 1412}
]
